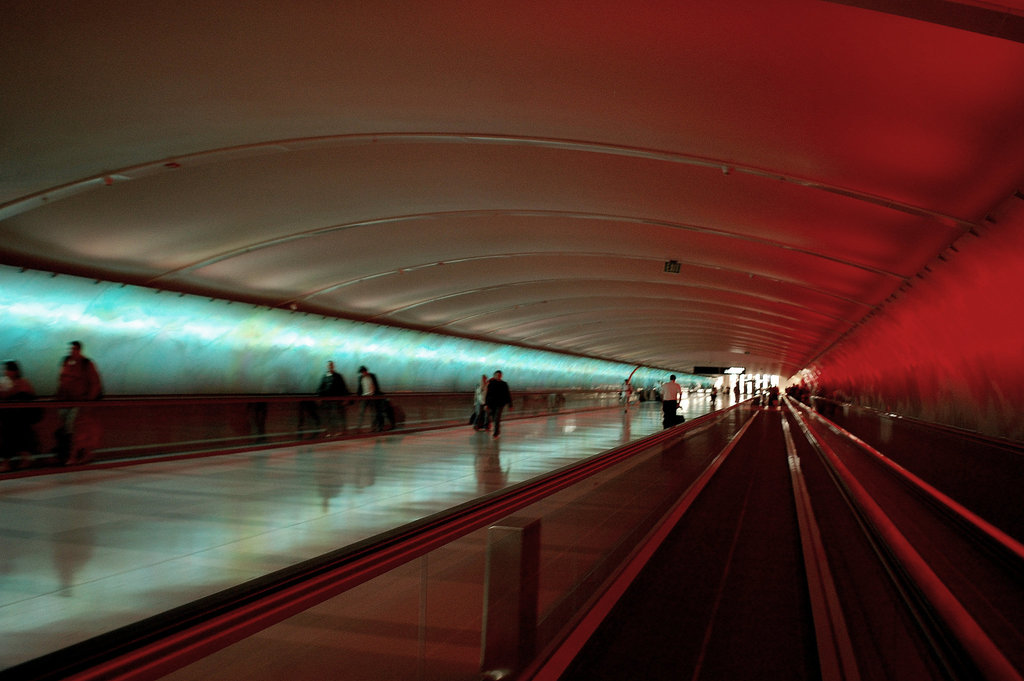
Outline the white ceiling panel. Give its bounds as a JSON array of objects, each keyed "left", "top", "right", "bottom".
[{"left": 3, "top": 1, "right": 1024, "bottom": 377}]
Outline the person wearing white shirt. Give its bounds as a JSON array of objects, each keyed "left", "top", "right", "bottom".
[
  {"left": 661, "top": 375, "right": 683, "bottom": 429},
  {"left": 357, "top": 365, "right": 385, "bottom": 431}
]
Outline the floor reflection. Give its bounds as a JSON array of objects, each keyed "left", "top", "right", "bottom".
[{"left": 0, "top": 403, "right": 685, "bottom": 669}]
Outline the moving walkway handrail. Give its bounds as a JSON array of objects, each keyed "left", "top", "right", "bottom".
[
  {"left": 788, "top": 399, "right": 1024, "bottom": 681},
  {"left": 797, "top": 400, "right": 1024, "bottom": 565},
  {"left": 809, "top": 397, "right": 1024, "bottom": 453},
  {"left": 780, "top": 404, "right": 861, "bottom": 681},
  {"left": 526, "top": 404, "right": 756, "bottom": 681},
  {"left": 10, "top": 405, "right": 733, "bottom": 681}
]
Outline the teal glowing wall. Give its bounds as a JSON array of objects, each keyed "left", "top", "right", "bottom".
[{"left": 0, "top": 266, "right": 693, "bottom": 396}]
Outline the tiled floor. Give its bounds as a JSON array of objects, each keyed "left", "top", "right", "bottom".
[{"left": 0, "top": 397, "right": 722, "bottom": 670}]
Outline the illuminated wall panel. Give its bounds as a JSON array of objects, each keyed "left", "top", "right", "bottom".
[
  {"left": 806, "top": 198, "right": 1024, "bottom": 442},
  {"left": 0, "top": 266, "right": 694, "bottom": 396}
]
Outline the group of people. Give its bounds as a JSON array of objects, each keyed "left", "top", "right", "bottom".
[
  {"left": 306, "top": 365, "right": 514, "bottom": 440},
  {"left": 1, "top": 347, "right": 518, "bottom": 471},
  {"left": 298, "top": 363, "right": 394, "bottom": 436},
  {"left": 1, "top": 340, "right": 103, "bottom": 471},
  {"left": 471, "top": 370, "right": 513, "bottom": 438}
]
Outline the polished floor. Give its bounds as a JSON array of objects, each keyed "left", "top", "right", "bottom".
[{"left": 0, "top": 397, "right": 723, "bottom": 671}]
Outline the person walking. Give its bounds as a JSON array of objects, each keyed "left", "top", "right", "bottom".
[
  {"left": 1, "top": 360, "right": 40, "bottom": 471},
  {"left": 356, "top": 366, "right": 385, "bottom": 432},
  {"left": 56, "top": 340, "right": 103, "bottom": 464},
  {"left": 473, "top": 374, "right": 490, "bottom": 431},
  {"left": 484, "top": 370, "right": 512, "bottom": 438},
  {"left": 661, "top": 374, "right": 682, "bottom": 429},
  {"left": 620, "top": 379, "right": 633, "bottom": 412},
  {"left": 317, "top": 361, "right": 350, "bottom": 436}
]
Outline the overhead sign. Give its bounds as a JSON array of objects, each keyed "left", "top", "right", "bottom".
[{"left": 693, "top": 366, "right": 746, "bottom": 375}]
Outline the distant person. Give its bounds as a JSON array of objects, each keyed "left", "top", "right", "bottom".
[
  {"left": 661, "top": 374, "right": 682, "bottom": 429},
  {"left": 620, "top": 379, "right": 633, "bottom": 411},
  {"left": 1, "top": 360, "right": 40, "bottom": 471},
  {"left": 55, "top": 340, "right": 103, "bottom": 465},
  {"left": 473, "top": 374, "right": 490, "bottom": 431},
  {"left": 710, "top": 386, "right": 718, "bottom": 406},
  {"left": 356, "top": 365, "right": 386, "bottom": 432},
  {"left": 317, "top": 361, "right": 350, "bottom": 436},
  {"left": 484, "top": 370, "right": 512, "bottom": 439},
  {"left": 734, "top": 384, "right": 741, "bottom": 400}
]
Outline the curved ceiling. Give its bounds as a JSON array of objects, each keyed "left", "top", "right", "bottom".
[{"left": 3, "top": 1, "right": 1024, "bottom": 377}]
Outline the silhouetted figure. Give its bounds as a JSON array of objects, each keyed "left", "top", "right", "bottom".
[
  {"left": 1, "top": 360, "right": 40, "bottom": 471},
  {"left": 317, "top": 360, "right": 350, "bottom": 436},
  {"left": 473, "top": 374, "right": 490, "bottom": 431},
  {"left": 56, "top": 341, "right": 102, "bottom": 465},
  {"left": 661, "top": 375, "right": 682, "bottom": 428},
  {"left": 484, "top": 370, "right": 512, "bottom": 439}
]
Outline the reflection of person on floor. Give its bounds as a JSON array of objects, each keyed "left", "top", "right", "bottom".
[
  {"left": 55, "top": 341, "right": 103, "bottom": 465},
  {"left": 54, "top": 497, "right": 95, "bottom": 595},
  {"left": 475, "top": 448, "right": 508, "bottom": 494},
  {"left": 484, "top": 370, "right": 512, "bottom": 439},
  {"left": 316, "top": 454, "right": 345, "bottom": 512},
  {"left": 356, "top": 366, "right": 386, "bottom": 432}
]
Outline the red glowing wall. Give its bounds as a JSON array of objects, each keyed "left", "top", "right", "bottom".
[{"left": 806, "top": 196, "right": 1024, "bottom": 442}]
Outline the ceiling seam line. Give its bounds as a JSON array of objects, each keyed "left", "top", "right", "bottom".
[
  {"left": 151, "top": 209, "right": 908, "bottom": 287},
  {"left": 1, "top": 132, "right": 978, "bottom": 230}
]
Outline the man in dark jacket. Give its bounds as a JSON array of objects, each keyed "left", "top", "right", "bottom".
[
  {"left": 56, "top": 340, "right": 103, "bottom": 464},
  {"left": 316, "top": 360, "right": 350, "bottom": 435},
  {"left": 484, "top": 370, "right": 512, "bottom": 438}
]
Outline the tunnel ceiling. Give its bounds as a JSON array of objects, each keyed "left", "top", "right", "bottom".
[{"left": 3, "top": 1, "right": 1024, "bottom": 378}]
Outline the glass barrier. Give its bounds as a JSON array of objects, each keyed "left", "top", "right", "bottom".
[
  {"left": 0, "top": 391, "right": 620, "bottom": 470},
  {"left": 151, "top": 406, "right": 749, "bottom": 681}
]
